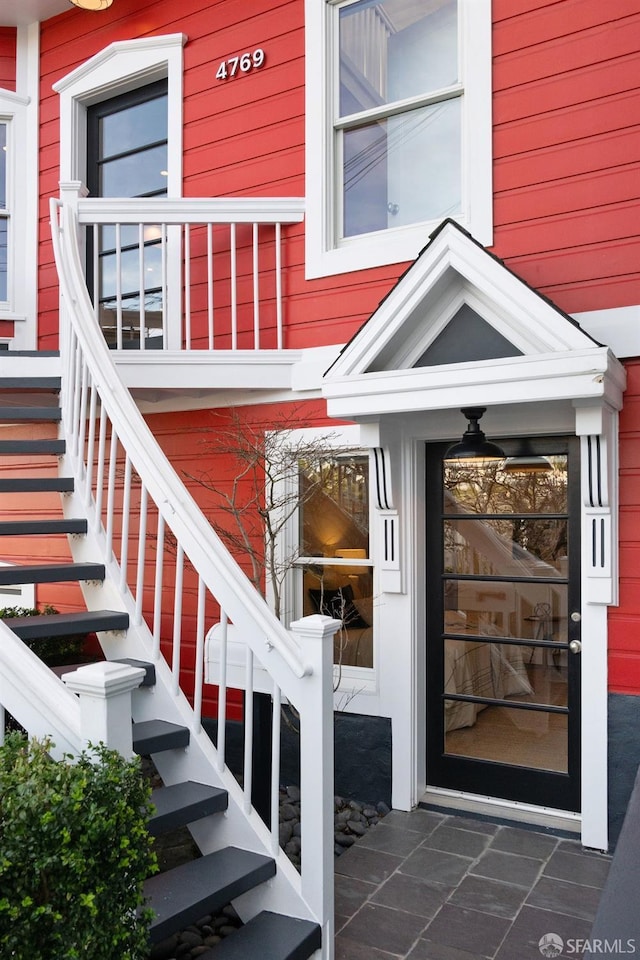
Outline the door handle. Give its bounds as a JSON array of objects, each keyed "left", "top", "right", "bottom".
[{"left": 569, "top": 640, "right": 581, "bottom": 654}]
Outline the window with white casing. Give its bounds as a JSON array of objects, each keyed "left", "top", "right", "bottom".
[
  {"left": 0, "top": 120, "right": 8, "bottom": 305},
  {"left": 305, "top": 0, "right": 492, "bottom": 278},
  {"left": 0, "top": 91, "right": 32, "bottom": 335},
  {"left": 277, "top": 427, "right": 376, "bottom": 683}
]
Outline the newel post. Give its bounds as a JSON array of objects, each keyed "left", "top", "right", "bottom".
[
  {"left": 290, "top": 614, "right": 341, "bottom": 960},
  {"left": 62, "top": 661, "right": 146, "bottom": 758}
]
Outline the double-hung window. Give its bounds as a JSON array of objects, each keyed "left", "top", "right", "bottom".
[
  {"left": 305, "top": 0, "right": 491, "bottom": 277},
  {"left": 0, "top": 120, "right": 7, "bottom": 303}
]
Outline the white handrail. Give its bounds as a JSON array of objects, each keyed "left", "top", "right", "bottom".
[{"left": 50, "top": 196, "right": 310, "bottom": 686}]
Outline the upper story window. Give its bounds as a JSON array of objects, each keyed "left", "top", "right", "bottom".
[
  {"left": 339, "top": 0, "right": 460, "bottom": 239},
  {"left": 305, "top": 0, "right": 492, "bottom": 278},
  {"left": 0, "top": 120, "right": 7, "bottom": 302}
]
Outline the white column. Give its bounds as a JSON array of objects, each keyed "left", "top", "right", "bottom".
[
  {"left": 62, "top": 661, "right": 146, "bottom": 759},
  {"left": 290, "top": 614, "right": 341, "bottom": 960}
]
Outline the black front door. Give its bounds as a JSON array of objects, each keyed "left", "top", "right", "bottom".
[{"left": 426, "top": 436, "right": 581, "bottom": 811}]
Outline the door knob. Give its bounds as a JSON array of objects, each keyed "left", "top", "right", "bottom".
[
  {"left": 569, "top": 640, "right": 581, "bottom": 654},
  {"left": 570, "top": 612, "right": 581, "bottom": 622}
]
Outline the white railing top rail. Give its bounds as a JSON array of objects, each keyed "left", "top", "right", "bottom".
[
  {"left": 75, "top": 195, "right": 306, "bottom": 225},
  {"left": 50, "top": 196, "right": 310, "bottom": 683}
]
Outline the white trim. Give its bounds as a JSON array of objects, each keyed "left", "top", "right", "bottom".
[
  {"left": 0, "top": 24, "right": 39, "bottom": 349},
  {"left": 54, "top": 34, "right": 186, "bottom": 196},
  {"left": 304, "top": 0, "right": 492, "bottom": 279},
  {"left": 573, "top": 305, "right": 640, "bottom": 359}
]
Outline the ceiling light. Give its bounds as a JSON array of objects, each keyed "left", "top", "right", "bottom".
[{"left": 69, "top": 0, "right": 114, "bottom": 10}]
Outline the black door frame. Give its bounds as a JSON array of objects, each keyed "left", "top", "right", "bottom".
[{"left": 425, "top": 435, "right": 582, "bottom": 812}]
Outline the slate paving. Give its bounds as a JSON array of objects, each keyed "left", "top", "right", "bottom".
[{"left": 335, "top": 808, "right": 612, "bottom": 960}]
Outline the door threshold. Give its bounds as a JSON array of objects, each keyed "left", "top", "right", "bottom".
[{"left": 422, "top": 786, "right": 581, "bottom": 836}]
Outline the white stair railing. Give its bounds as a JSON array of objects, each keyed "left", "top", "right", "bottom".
[
  {"left": 61, "top": 184, "right": 304, "bottom": 352},
  {"left": 49, "top": 193, "right": 337, "bottom": 958}
]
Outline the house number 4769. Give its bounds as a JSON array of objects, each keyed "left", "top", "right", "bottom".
[{"left": 216, "top": 49, "right": 266, "bottom": 80}]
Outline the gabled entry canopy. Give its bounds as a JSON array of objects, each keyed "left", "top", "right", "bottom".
[{"left": 323, "top": 220, "right": 625, "bottom": 419}]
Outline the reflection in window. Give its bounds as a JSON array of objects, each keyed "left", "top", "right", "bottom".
[
  {"left": 337, "top": 0, "right": 460, "bottom": 240},
  {"left": 0, "top": 122, "right": 7, "bottom": 302},
  {"left": 298, "top": 454, "right": 373, "bottom": 668}
]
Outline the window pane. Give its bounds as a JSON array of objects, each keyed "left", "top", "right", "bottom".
[
  {"left": 0, "top": 123, "right": 6, "bottom": 209},
  {"left": 342, "top": 98, "right": 461, "bottom": 238},
  {"left": 302, "top": 564, "right": 373, "bottom": 668},
  {"left": 0, "top": 218, "right": 6, "bottom": 301},
  {"left": 300, "top": 454, "right": 369, "bottom": 557},
  {"left": 339, "top": 0, "right": 458, "bottom": 117},
  {"left": 444, "top": 578, "right": 568, "bottom": 645},
  {"left": 100, "top": 95, "right": 168, "bottom": 158},
  {"left": 99, "top": 144, "right": 168, "bottom": 198},
  {"left": 445, "top": 518, "right": 568, "bottom": 577},
  {"left": 445, "top": 456, "right": 568, "bottom": 515},
  {"left": 445, "top": 703, "right": 568, "bottom": 772}
]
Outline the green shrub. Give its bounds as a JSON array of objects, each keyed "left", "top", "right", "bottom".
[
  {"left": 0, "top": 605, "right": 87, "bottom": 665},
  {"left": 0, "top": 733, "right": 158, "bottom": 960}
]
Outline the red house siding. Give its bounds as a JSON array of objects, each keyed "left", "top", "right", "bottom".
[
  {"left": 491, "top": 0, "right": 640, "bottom": 314},
  {"left": 0, "top": 27, "right": 16, "bottom": 91}
]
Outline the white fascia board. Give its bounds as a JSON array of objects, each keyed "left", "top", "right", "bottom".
[
  {"left": 114, "top": 350, "right": 304, "bottom": 392},
  {"left": 324, "top": 347, "right": 625, "bottom": 420}
]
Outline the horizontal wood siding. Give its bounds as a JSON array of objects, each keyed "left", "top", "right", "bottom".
[
  {"left": 0, "top": 27, "right": 16, "bottom": 91},
  {"left": 492, "top": 0, "right": 640, "bottom": 314},
  {"left": 609, "top": 359, "right": 640, "bottom": 694}
]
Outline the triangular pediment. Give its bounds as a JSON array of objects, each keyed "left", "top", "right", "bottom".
[{"left": 325, "top": 219, "right": 599, "bottom": 382}]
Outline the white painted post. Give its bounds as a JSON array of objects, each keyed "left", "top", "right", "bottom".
[
  {"left": 61, "top": 661, "right": 146, "bottom": 758},
  {"left": 290, "top": 614, "right": 341, "bottom": 960}
]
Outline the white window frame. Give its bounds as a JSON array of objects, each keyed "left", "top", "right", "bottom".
[
  {"left": 0, "top": 91, "right": 33, "bottom": 339},
  {"left": 274, "top": 424, "right": 379, "bottom": 697},
  {"left": 304, "top": 0, "right": 492, "bottom": 279},
  {"left": 53, "top": 33, "right": 185, "bottom": 198}
]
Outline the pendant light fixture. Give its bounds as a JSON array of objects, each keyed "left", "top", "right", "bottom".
[
  {"left": 444, "top": 407, "right": 506, "bottom": 462},
  {"left": 69, "top": 0, "right": 113, "bottom": 9}
]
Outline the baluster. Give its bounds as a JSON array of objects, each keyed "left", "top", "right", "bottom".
[
  {"left": 252, "top": 222, "right": 260, "bottom": 349},
  {"left": 71, "top": 345, "right": 82, "bottom": 459},
  {"left": 152, "top": 513, "right": 165, "bottom": 660},
  {"left": 243, "top": 646, "right": 254, "bottom": 814},
  {"left": 119, "top": 454, "right": 132, "bottom": 592},
  {"left": 275, "top": 222, "right": 283, "bottom": 350},
  {"left": 105, "top": 427, "right": 118, "bottom": 562},
  {"left": 0, "top": 704, "right": 4, "bottom": 747},
  {"left": 83, "top": 382, "right": 97, "bottom": 506},
  {"left": 230, "top": 223, "right": 237, "bottom": 350},
  {"left": 193, "top": 577, "right": 206, "bottom": 731},
  {"left": 184, "top": 223, "right": 191, "bottom": 349},
  {"left": 138, "top": 223, "right": 146, "bottom": 350},
  {"left": 94, "top": 403, "right": 107, "bottom": 533},
  {"left": 172, "top": 545, "right": 184, "bottom": 695},
  {"left": 161, "top": 223, "right": 167, "bottom": 349},
  {"left": 76, "top": 360, "right": 89, "bottom": 466},
  {"left": 134, "top": 485, "right": 148, "bottom": 625},
  {"left": 92, "top": 223, "right": 100, "bottom": 326},
  {"left": 270, "top": 681, "right": 282, "bottom": 856},
  {"left": 216, "top": 610, "right": 228, "bottom": 773},
  {"left": 207, "top": 223, "right": 214, "bottom": 349},
  {"left": 115, "top": 223, "right": 123, "bottom": 350}
]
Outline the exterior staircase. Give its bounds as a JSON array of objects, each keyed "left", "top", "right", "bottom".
[{"left": 0, "top": 372, "right": 326, "bottom": 960}]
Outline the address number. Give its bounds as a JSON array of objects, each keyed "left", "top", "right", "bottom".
[{"left": 216, "top": 49, "right": 265, "bottom": 80}]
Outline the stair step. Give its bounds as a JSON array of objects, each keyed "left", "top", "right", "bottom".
[
  {"left": 0, "top": 562, "right": 104, "bottom": 585},
  {"left": 149, "top": 781, "right": 228, "bottom": 836},
  {"left": 0, "top": 439, "right": 65, "bottom": 455},
  {"left": 198, "top": 911, "right": 322, "bottom": 960},
  {"left": 0, "top": 406, "right": 61, "bottom": 421},
  {"left": 132, "top": 719, "right": 190, "bottom": 755},
  {"left": 0, "top": 377, "right": 61, "bottom": 391},
  {"left": 0, "top": 518, "right": 88, "bottom": 536},
  {"left": 0, "top": 477, "right": 74, "bottom": 493},
  {"left": 113, "top": 658, "right": 156, "bottom": 686},
  {"left": 146, "top": 847, "right": 276, "bottom": 944},
  {"left": 4, "top": 609, "right": 129, "bottom": 640}
]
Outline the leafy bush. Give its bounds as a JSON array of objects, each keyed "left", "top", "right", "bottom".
[
  {"left": 0, "top": 605, "right": 87, "bottom": 665},
  {"left": 0, "top": 733, "right": 158, "bottom": 960}
]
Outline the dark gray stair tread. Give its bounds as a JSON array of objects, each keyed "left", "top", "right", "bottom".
[
  {"left": 113, "top": 658, "right": 156, "bottom": 686},
  {"left": 0, "top": 377, "right": 61, "bottom": 390},
  {"left": 0, "top": 406, "right": 61, "bottom": 420},
  {"left": 0, "top": 562, "right": 104, "bottom": 585},
  {"left": 0, "top": 439, "right": 65, "bottom": 454},
  {"left": 0, "top": 477, "right": 74, "bottom": 492},
  {"left": 0, "top": 519, "right": 87, "bottom": 536},
  {"left": 4, "top": 609, "right": 129, "bottom": 639},
  {"left": 132, "top": 719, "right": 190, "bottom": 755},
  {"left": 198, "top": 911, "right": 322, "bottom": 960},
  {"left": 149, "top": 781, "right": 228, "bottom": 835},
  {"left": 4, "top": 350, "right": 60, "bottom": 356},
  {"left": 146, "top": 847, "right": 276, "bottom": 943}
]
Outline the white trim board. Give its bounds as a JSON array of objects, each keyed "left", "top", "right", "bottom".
[{"left": 573, "top": 306, "right": 640, "bottom": 360}]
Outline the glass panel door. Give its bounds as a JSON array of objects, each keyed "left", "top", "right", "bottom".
[{"left": 426, "top": 437, "right": 581, "bottom": 811}]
